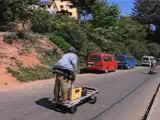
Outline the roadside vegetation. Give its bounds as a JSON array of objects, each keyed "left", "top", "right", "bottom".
[{"left": 0, "top": 0, "right": 160, "bottom": 82}]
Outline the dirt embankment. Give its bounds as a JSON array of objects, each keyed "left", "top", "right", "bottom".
[{"left": 0, "top": 33, "right": 62, "bottom": 90}]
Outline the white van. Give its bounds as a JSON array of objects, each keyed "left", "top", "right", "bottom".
[{"left": 141, "top": 56, "right": 157, "bottom": 66}]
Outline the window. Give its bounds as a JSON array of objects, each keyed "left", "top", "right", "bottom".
[
  {"left": 116, "top": 56, "right": 126, "bottom": 62},
  {"left": 127, "top": 56, "right": 133, "bottom": 61},
  {"left": 111, "top": 56, "right": 115, "bottom": 60},
  {"left": 104, "top": 56, "right": 111, "bottom": 62},
  {"left": 142, "top": 57, "right": 149, "bottom": 61},
  {"left": 60, "top": 5, "right": 64, "bottom": 9},
  {"left": 88, "top": 55, "right": 101, "bottom": 62}
]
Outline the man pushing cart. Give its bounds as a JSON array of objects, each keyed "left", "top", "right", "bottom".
[{"left": 52, "top": 47, "right": 99, "bottom": 114}]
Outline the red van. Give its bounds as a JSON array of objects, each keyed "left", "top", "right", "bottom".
[{"left": 86, "top": 52, "right": 118, "bottom": 73}]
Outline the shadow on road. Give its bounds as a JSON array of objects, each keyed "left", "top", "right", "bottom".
[
  {"left": 35, "top": 97, "right": 68, "bottom": 114},
  {"left": 141, "top": 70, "right": 157, "bottom": 75},
  {"left": 80, "top": 68, "right": 114, "bottom": 74}
]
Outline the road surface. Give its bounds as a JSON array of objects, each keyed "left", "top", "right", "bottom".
[{"left": 0, "top": 67, "right": 160, "bottom": 120}]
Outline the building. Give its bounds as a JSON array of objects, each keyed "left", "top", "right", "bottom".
[
  {"left": 39, "top": 0, "right": 57, "bottom": 15},
  {"left": 54, "top": 0, "right": 78, "bottom": 19},
  {"left": 39, "top": 0, "right": 78, "bottom": 19}
]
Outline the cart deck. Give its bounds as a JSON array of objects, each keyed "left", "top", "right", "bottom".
[{"left": 51, "top": 86, "right": 99, "bottom": 114}]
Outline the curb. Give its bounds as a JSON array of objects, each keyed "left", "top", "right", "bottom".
[{"left": 143, "top": 83, "right": 160, "bottom": 120}]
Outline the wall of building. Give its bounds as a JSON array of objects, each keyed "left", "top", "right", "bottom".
[{"left": 54, "top": 0, "right": 78, "bottom": 19}]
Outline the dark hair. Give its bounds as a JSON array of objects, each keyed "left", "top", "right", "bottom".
[{"left": 68, "top": 47, "right": 78, "bottom": 54}]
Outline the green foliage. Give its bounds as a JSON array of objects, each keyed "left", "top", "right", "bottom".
[
  {"left": 3, "top": 33, "right": 17, "bottom": 44},
  {"left": 118, "top": 17, "right": 147, "bottom": 42},
  {"left": 3, "top": 32, "right": 37, "bottom": 44},
  {"left": 132, "top": 0, "right": 160, "bottom": 25},
  {"left": 0, "top": 0, "right": 33, "bottom": 24},
  {"left": 29, "top": 0, "right": 159, "bottom": 62},
  {"left": 47, "top": 33, "right": 71, "bottom": 52},
  {"left": 132, "top": 0, "right": 160, "bottom": 43},
  {"left": 91, "top": 0, "right": 119, "bottom": 29},
  {"left": 70, "top": 0, "right": 96, "bottom": 19},
  {"left": 6, "top": 67, "right": 19, "bottom": 77},
  {"left": 39, "top": 48, "right": 61, "bottom": 66},
  {"left": 126, "top": 40, "right": 148, "bottom": 59},
  {"left": 16, "top": 31, "right": 32, "bottom": 40},
  {"left": 147, "top": 43, "right": 160, "bottom": 58},
  {"left": 31, "top": 9, "right": 52, "bottom": 33},
  {"left": 7, "top": 66, "right": 53, "bottom": 82},
  {"left": 117, "top": 17, "right": 148, "bottom": 59}
]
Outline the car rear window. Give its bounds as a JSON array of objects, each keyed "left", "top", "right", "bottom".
[
  {"left": 88, "top": 55, "right": 101, "bottom": 62},
  {"left": 116, "top": 56, "right": 126, "bottom": 62},
  {"left": 142, "top": 57, "right": 149, "bottom": 61}
]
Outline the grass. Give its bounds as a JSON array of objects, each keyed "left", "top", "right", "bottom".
[
  {"left": 6, "top": 65, "right": 53, "bottom": 82},
  {"left": 39, "top": 48, "right": 61, "bottom": 66},
  {"left": 3, "top": 31, "right": 39, "bottom": 45}
]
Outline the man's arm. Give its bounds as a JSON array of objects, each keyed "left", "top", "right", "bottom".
[{"left": 70, "top": 55, "right": 78, "bottom": 72}]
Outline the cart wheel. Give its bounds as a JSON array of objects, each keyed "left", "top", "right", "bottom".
[
  {"left": 69, "top": 105, "right": 77, "bottom": 114},
  {"left": 89, "top": 95, "right": 97, "bottom": 104}
]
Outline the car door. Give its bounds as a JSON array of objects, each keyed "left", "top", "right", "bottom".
[
  {"left": 103, "top": 56, "right": 111, "bottom": 70},
  {"left": 110, "top": 56, "right": 116, "bottom": 70}
]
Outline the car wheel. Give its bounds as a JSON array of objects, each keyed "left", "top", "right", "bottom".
[
  {"left": 131, "top": 65, "right": 135, "bottom": 69},
  {"left": 126, "top": 65, "right": 130, "bottom": 69},
  {"left": 102, "top": 69, "right": 108, "bottom": 73}
]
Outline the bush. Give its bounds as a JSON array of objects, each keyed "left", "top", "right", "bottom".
[
  {"left": 7, "top": 66, "right": 53, "bottom": 82},
  {"left": 147, "top": 43, "right": 160, "bottom": 57},
  {"left": 3, "top": 33, "right": 17, "bottom": 44},
  {"left": 31, "top": 9, "right": 52, "bottom": 33},
  {"left": 3, "top": 31, "right": 38, "bottom": 44},
  {"left": 40, "top": 48, "right": 61, "bottom": 66},
  {"left": 16, "top": 31, "right": 32, "bottom": 40},
  {"left": 47, "top": 33, "right": 71, "bottom": 52}
]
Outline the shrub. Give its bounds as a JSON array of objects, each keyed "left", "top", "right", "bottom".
[
  {"left": 40, "top": 48, "right": 61, "bottom": 66},
  {"left": 7, "top": 66, "right": 53, "bottom": 82},
  {"left": 16, "top": 31, "right": 31, "bottom": 40},
  {"left": 147, "top": 43, "right": 160, "bottom": 57},
  {"left": 3, "top": 33, "right": 17, "bottom": 44},
  {"left": 31, "top": 9, "right": 52, "bottom": 33},
  {"left": 47, "top": 33, "right": 71, "bottom": 52},
  {"left": 3, "top": 32, "right": 38, "bottom": 44}
]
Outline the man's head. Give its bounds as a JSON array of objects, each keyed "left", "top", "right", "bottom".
[{"left": 68, "top": 47, "right": 79, "bottom": 54}]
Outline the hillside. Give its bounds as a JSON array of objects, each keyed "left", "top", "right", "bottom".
[{"left": 0, "top": 32, "right": 63, "bottom": 89}]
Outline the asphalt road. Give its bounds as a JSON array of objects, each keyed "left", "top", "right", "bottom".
[{"left": 0, "top": 67, "right": 160, "bottom": 120}]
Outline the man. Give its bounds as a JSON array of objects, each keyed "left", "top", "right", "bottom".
[
  {"left": 150, "top": 58, "right": 157, "bottom": 70},
  {"left": 52, "top": 47, "right": 78, "bottom": 103}
]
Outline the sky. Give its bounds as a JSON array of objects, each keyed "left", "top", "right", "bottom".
[{"left": 108, "top": 0, "right": 134, "bottom": 16}]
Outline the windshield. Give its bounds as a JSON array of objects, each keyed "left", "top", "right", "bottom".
[
  {"left": 88, "top": 55, "right": 101, "bottom": 62},
  {"left": 142, "top": 57, "right": 149, "bottom": 61},
  {"left": 116, "top": 56, "right": 126, "bottom": 62}
]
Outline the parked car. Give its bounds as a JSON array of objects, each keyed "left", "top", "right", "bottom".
[
  {"left": 116, "top": 54, "right": 137, "bottom": 69},
  {"left": 141, "top": 56, "right": 157, "bottom": 66},
  {"left": 86, "top": 52, "right": 118, "bottom": 73},
  {"left": 157, "top": 58, "right": 160, "bottom": 65}
]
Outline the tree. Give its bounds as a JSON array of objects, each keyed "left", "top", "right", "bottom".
[
  {"left": 132, "top": 0, "right": 160, "bottom": 25},
  {"left": 91, "top": 0, "right": 119, "bottom": 29},
  {"left": 70, "top": 0, "right": 96, "bottom": 20},
  {"left": 0, "top": 0, "right": 35, "bottom": 24},
  {"left": 132, "top": 0, "right": 160, "bottom": 43},
  {"left": 147, "top": 43, "right": 160, "bottom": 58},
  {"left": 117, "top": 17, "right": 148, "bottom": 59},
  {"left": 31, "top": 9, "right": 52, "bottom": 33}
]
